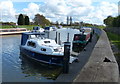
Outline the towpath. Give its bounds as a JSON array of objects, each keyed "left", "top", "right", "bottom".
[{"left": 55, "top": 28, "right": 99, "bottom": 82}]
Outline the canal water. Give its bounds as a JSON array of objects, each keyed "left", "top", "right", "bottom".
[{"left": 1, "top": 28, "right": 80, "bottom": 82}]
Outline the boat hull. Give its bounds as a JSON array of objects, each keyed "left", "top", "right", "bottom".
[{"left": 20, "top": 46, "right": 64, "bottom": 66}]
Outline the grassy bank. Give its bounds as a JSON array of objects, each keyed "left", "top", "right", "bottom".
[
  {"left": 107, "top": 32, "right": 120, "bottom": 71},
  {"left": 106, "top": 32, "right": 120, "bottom": 50}
]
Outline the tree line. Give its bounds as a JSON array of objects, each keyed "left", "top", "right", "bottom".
[
  {"left": 17, "top": 14, "right": 51, "bottom": 26},
  {"left": 33, "top": 14, "right": 50, "bottom": 26},
  {"left": 104, "top": 15, "right": 120, "bottom": 27},
  {"left": 17, "top": 13, "right": 105, "bottom": 28},
  {"left": 17, "top": 14, "right": 30, "bottom": 25}
]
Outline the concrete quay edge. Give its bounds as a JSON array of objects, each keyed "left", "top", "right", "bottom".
[{"left": 73, "top": 29, "right": 119, "bottom": 82}]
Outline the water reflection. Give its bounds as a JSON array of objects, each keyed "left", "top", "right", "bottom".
[
  {"left": 20, "top": 54, "right": 62, "bottom": 80},
  {"left": 2, "top": 28, "right": 82, "bottom": 82},
  {"left": 2, "top": 35, "right": 62, "bottom": 82}
]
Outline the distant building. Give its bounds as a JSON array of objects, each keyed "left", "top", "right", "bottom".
[
  {"left": 66, "top": 16, "right": 73, "bottom": 25},
  {"left": 118, "top": 1, "right": 120, "bottom": 15},
  {"left": 67, "top": 16, "right": 69, "bottom": 25},
  {"left": 70, "top": 16, "right": 72, "bottom": 26}
]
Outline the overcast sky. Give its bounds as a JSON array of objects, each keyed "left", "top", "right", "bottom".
[{"left": 0, "top": 0, "right": 119, "bottom": 25}]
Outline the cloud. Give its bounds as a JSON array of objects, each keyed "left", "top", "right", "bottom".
[
  {"left": 66, "top": 1, "right": 118, "bottom": 25},
  {"left": 82, "top": 1, "right": 118, "bottom": 24},
  {"left": 0, "top": 0, "right": 45, "bottom": 2},
  {"left": 39, "top": 0, "right": 94, "bottom": 23},
  {"left": 99, "top": 1, "right": 118, "bottom": 16},
  {"left": 38, "top": 0, "right": 117, "bottom": 25},
  {"left": 66, "top": 0, "right": 92, "bottom": 7},
  {"left": 23, "top": 2, "right": 40, "bottom": 21},
  {"left": 92, "top": 0, "right": 118, "bottom": 3},
  {"left": 40, "top": 0, "right": 69, "bottom": 16},
  {"left": 0, "top": 0, "right": 118, "bottom": 25},
  {"left": 0, "top": 1, "right": 16, "bottom": 22}
]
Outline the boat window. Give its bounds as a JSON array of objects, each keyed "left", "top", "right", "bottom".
[
  {"left": 54, "top": 49, "right": 58, "bottom": 52},
  {"left": 30, "top": 35, "right": 36, "bottom": 38},
  {"left": 45, "top": 27, "right": 49, "bottom": 30},
  {"left": 44, "top": 41, "right": 50, "bottom": 43},
  {"left": 27, "top": 41, "right": 36, "bottom": 48},
  {"left": 74, "top": 34, "right": 86, "bottom": 41},
  {"left": 41, "top": 48, "right": 46, "bottom": 51}
]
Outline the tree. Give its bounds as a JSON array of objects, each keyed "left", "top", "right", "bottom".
[
  {"left": 104, "top": 16, "right": 114, "bottom": 27},
  {"left": 25, "top": 16, "right": 30, "bottom": 25},
  {"left": 67, "top": 16, "right": 69, "bottom": 25},
  {"left": 33, "top": 14, "right": 50, "bottom": 26},
  {"left": 56, "top": 21, "right": 59, "bottom": 26},
  {"left": 17, "top": 14, "right": 24, "bottom": 25},
  {"left": 70, "top": 16, "right": 72, "bottom": 26},
  {"left": 103, "top": 15, "right": 120, "bottom": 27},
  {"left": 112, "top": 15, "right": 120, "bottom": 27},
  {"left": 60, "top": 22, "right": 64, "bottom": 25},
  {"left": 33, "top": 14, "right": 39, "bottom": 25},
  {"left": 112, "top": 17, "right": 118, "bottom": 27},
  {"left": 117, "top": 15, "right": 120, "bottom": 27}
]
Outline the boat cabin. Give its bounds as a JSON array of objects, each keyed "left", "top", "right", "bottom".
[
  {"left": 21, "top": 32, "right": 64, "bottom": 55},
  {"left": 44, "top": 26, "right": 57, "bottom": 31},
  {"left": 21, "top": 32, "right": 44, "bottom": 46},
  {"left": 32, "top": 26, "right": 44, "bottom": 32}
]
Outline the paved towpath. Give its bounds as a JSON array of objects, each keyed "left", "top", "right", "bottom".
[
  {"left": 73, "top": 30, "right": 119, "bottom": 82},
  {"left": 55, "top": 29, "right": 99, "bottom": 82}
]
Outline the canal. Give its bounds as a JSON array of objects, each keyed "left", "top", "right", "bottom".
[
  {"left": 1, "top": 28, "right": 80, "bottom": 82},
  {"left": 2, "top": 35, "right": 63, "bottom": 82}
]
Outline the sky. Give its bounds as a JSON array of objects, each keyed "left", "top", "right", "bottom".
[{"left": 0, "top": 0, "right": 119, "bottom": 25}]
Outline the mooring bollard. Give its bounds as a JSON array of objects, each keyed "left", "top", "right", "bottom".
[
  {"left": 55, "top": 32, "right": 57, "bottom": 43},
  {"left": 89, "top": 33, "right": 92, "bottom": 42},
  {"left": 63, "top": 42, "right": 71, "bottom": 73},
  {"left": 58, "top": 33, "right": 60, "bottom": 45},
  {"left": 67, "top": 33, "right": 69, "bottom": 42}
]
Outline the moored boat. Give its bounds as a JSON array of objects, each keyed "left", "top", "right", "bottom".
[
  {"left": 20, "top": 32, "right": 64, "bottom": 66},
  {"left": 72, "top": 27, "right": 94, "bottom": 52},
  {"left": 44, "top": 26, "right": 57, "bottom": 32},
  {"left": 32, "top": 26, "right": 44, "bottom": 33}
]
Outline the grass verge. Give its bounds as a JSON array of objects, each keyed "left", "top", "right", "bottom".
[
  {"left": 107, "top": 32, "right": 120, "bottom": 72},
  {"left": 106, "top": 32, "right": 120, "bottom": 50}
]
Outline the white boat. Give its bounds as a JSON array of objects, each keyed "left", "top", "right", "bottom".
[
  {"left": 58, "top": 25, "right": 62, "bottom": 29},
  {"left": 32, "top": 26, "right": 44, "bottom": 33},
  {"left": 20, "top": 32, "right": 64, "bottom": 66},
  {"left": 44, "top": 26, "right": 57, "bottom": 32}
]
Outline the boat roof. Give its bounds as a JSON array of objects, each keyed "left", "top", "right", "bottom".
[{"left": 27, "top": 37, "right": 59, "bottom": 47}]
